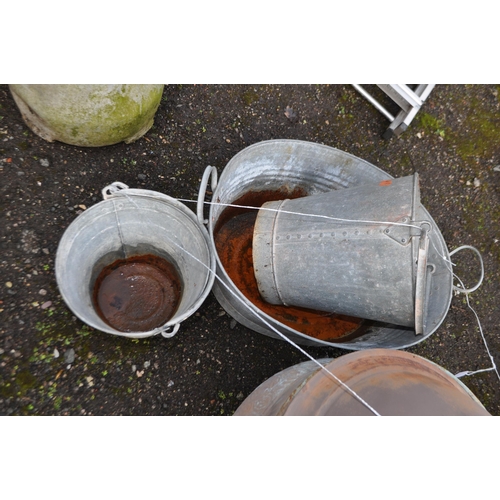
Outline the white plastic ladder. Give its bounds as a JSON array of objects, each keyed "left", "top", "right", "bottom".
[{"left": 352, "top": 84, "right": 435, "bottom": 138}]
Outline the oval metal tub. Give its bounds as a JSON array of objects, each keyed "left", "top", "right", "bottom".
[{"left": 207, "top": 139, "right": 453, "bottom": 350}]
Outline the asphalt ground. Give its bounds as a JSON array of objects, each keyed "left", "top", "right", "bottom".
[{"left": 1, "top": 84, "right": 499, "bottom": 418}]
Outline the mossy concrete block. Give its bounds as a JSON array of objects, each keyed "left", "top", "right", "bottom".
[{"left": 9, "top": 84, "right": 164, "bottom": 147}]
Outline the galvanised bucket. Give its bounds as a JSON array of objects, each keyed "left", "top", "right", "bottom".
[
  {"left": 252, "top": 174, "right": 432, "bottom": 332},
  {"left": 204, "top": 139, "right": 453, "bottom": 350},
  {"left": 55, "top": 183, "right": 215, "bottom": 338}
]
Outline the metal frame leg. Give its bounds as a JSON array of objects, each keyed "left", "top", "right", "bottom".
[{"left": 352, "top": 84, "right": 435, "bottom": 138}]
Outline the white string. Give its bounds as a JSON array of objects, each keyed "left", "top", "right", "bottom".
[
  {"left": 452, "top": 273, "right": 499, "bottom": 381},
  {"left": 172, "top": 236, "right": 381, "bottom": 417},
  {"left": 115, "top": 191, "right": 382, "bottom": 416},
  {"left": 109, "top": 190, "right": 498, "bottom": 411},
  {"left": 189, "top": 196, "right": 499, "bottom": 386},
  {"left": 179, "top": 198, "right": 424, "bottom": 231}
]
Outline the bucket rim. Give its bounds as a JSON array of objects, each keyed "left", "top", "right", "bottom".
[{"left": 215, "top": 138, "right": 394, "bottom": 185}]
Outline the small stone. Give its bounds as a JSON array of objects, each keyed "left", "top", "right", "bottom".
[
  {"left": 78, "top": 205, "right": 86, "bottom": 210},
  {"left": 144, "top": 361, "right": 151, "bottom": 369},
  {"left": 230, "top": 319, "right": 237, "bottom": 329},
  {"left": 284, "top": 106, "right": 298, "bottom": 122},
  {"left": 64, "top": 348, "right": 75, "bottom": 364},
  {"left": 42, "top": 248, "right": 49, "bottom": 255},
  {"left": 494, "top": 165, "right": 500, "bottom": 172},
  {"left": 41, "top": 301, "right": 52, "bottom": 309},
  {"left": 39, "top": 159, "right": 50, "bottom": 167},
  {"left": 131, "top": 364, "right": 137, "bottom": 372},
  {"left": 473, "top": 178, "right": 481, "bottom": 188},
  {"left": 236, "top": 391, "right": 244, "bottom": 400},
  {"left": 5, "top": 282, "right": 12, "bottom": 288},
  {"left": 86, "top": 376, "right": 94, "bottom": 387},
  {"left": 138, "top": 173, "right": 147, "bottom": 181},
  {"left": 53, "top": 348, "right": 60, "bottom": 358},
  {"left": 136, "top": 370, "right": 144, "bottom": 377},
  {"left": 167, "top": 380, "right": 174, "bottom": 387},
  {"left": 39, "top": 289, "right": 47, "bottom": 296}
]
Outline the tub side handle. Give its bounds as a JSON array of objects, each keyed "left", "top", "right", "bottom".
[
  {"left": 449, "top": 245, "right": 484, "bottom": 294},
  {"left": 197, "top": 166, "right": 218, "bottom": 224}
]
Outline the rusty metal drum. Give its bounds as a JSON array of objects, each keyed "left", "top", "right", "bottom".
[{"left": 234, "top": 349, "right": 491, "bottom": 416}]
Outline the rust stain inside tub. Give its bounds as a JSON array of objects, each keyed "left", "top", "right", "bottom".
[
  {"left": 214, "top": 190, "right": 366, "bottom": 342},
  {"left": 93, "top": 254, "right": 182, "bottom": 332}
]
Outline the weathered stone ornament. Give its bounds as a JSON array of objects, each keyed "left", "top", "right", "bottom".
[{"left": 9, "top": 84, "right": 164, "bottom": 147}]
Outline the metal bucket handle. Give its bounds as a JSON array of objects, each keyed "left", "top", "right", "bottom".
[
  {"left": 197, "top": 166, "right": 218, "bottom": 224},
  {"left": 449, "top": 245, "right": 484, "bottom": 294},
  {"left": 414, "top": 222, "right": 431, "bottom": 335},
  {"left": 102, "top": 181, "right": 129, "bottom": 200},
  {"left": 160, "top": 323, "right": 180, "bottom": 338}
]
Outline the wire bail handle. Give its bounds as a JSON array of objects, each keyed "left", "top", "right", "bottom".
[{"left": 414, "top": 222, "right": 431, "bottom": 335}]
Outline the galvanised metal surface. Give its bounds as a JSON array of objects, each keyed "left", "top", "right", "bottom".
[
  {"left": 252, "top": 174, "right": 432, "bottom": 331},
  {"left": 207, "top": 139, "right": 453, "bottom": 350},
  {"left": 55, "top": 186, "right": 215, "bottom": 338},
  {"left": 234, "top": 349, "right": 491, "bottom": 416}
]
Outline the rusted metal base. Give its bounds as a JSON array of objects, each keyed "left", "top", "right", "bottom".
[
  {"left": 214, "top": 191, "right": 367, "bottom": 342},
  {"left": 93, "top": 254, "right": 182, "bottom": 333}
]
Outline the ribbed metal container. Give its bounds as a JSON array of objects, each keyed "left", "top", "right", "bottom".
[{"left": 252, "top": 174, "right": 433, "bottom": 332}]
